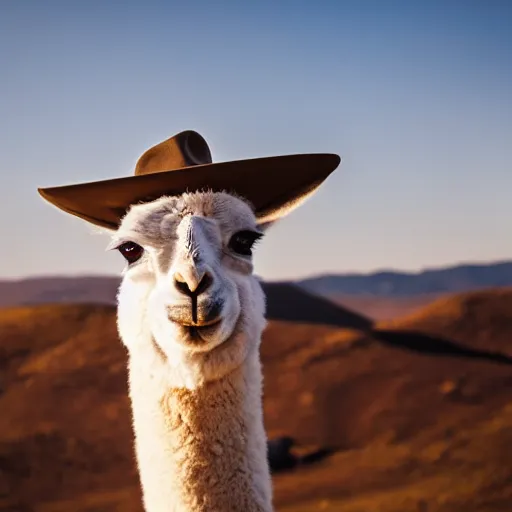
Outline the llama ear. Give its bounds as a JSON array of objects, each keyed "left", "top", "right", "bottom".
[
  {"left": 256, "top": 219, "right": 276, "bottom": 232},
  {"left": 88, "top": 224, "right": 118, "bottom": 243},
  {"left": 255, "top": 179, "right": 326, "bottom": 230},
  {"left": 91, "top": 224, "right": 117, "bottom": 235}
]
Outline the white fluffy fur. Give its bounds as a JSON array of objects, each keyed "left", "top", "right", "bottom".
[{"left": 113, "top": 191, "right": 273, "bottom": 511}]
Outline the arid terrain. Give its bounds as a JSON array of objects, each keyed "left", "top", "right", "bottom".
[{"left": 1, "top": 279, "right": 512, "bottom": 511}]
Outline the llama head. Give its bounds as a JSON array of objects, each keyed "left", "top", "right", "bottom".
[{"left": 110, "top": 191, "right": 269, "bottom": 383}]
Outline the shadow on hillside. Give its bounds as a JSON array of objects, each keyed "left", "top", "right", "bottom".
[
  {"left": 267, "top": 436, "right": 336, "bottom": 474},
  {"left": 262, "top": 282, "right": 373, "bottom": 330},
  {"left": 373, "top": 329, "right": 512, "bottom": 366}
]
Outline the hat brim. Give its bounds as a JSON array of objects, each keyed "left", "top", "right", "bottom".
[{"left": 38, "top": 153, "right": 341, "bottom": 229}]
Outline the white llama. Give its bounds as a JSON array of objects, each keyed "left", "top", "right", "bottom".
[
  {"left": 112, "top": 191, "right": 273, "bottom": 511},
  {"left": 38, "top": 130, "right": 340, "bottom": 511}
]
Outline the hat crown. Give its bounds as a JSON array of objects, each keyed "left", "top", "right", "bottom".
[{"left": 134, "top": 130, "right": 213, "bottom": 176}]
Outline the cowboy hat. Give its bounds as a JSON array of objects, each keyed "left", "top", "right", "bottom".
[{"left": 38, "top": 130, "right": 341, "bottom": 229}]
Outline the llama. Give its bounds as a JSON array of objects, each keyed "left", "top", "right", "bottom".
[
  {"left": 38, "top": 129, "right": 340, "bottom": 511},
  {"left": 111, "top": 191, "right": 273, "bottom": 511}
]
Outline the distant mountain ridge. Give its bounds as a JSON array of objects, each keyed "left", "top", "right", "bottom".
[
  {"left": 0, "top": 275, "right": 120, "bottom": 308},
  {"left": 298, "top": 260, "right": 512, "bottom": 298}
]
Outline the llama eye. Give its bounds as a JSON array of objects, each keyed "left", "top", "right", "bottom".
[
  {"left": 117, "top": 241, "right": 144, "bottom": 264},
  {"left": 228, "top": 230, "right": 263, "bottom": 257}
]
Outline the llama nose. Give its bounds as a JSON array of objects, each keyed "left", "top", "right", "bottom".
[{"left": 174, "top": 269, "right": 213, "bottom": 297}]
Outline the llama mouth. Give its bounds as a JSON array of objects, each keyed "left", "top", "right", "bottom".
[
  {"left": 168, "top": 300, "right": 224, "bottom": 329},
  {"left": 186, "top": 319, "right": 222, "bottom": 342}
]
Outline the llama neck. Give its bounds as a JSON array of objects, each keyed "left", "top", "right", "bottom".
[{"left": 127, "top": 345, "right": 273, "bottom": 512}]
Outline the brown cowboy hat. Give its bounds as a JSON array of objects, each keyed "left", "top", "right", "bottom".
[{"left": 38, "top": 130, "right": 341, "bottom": 229}]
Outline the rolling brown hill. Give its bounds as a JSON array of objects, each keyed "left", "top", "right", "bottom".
[
  {"left": 1, "top": 287, "right": 512, "bottom": 511},
  {"left": 378, "top": 288, "right": 512, "bottom": 357}
]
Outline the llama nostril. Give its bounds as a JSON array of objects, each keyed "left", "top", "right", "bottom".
[
  {"left": 173, "top": 270, "right": 213, "bottom": 297},
  {"left": 174, "top": 272, "right": 192, "bottom": 296},
  {"left": 195, "top": 271, "right": 213, "bottom": 295}
]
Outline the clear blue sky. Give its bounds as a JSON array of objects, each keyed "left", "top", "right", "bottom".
[{"left": 2, "top": 0, "right": 511, "bottom": 280}]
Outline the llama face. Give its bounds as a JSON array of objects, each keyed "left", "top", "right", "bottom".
[{"left": 112, "top": 191, "right": 267, "bottom": 359}]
